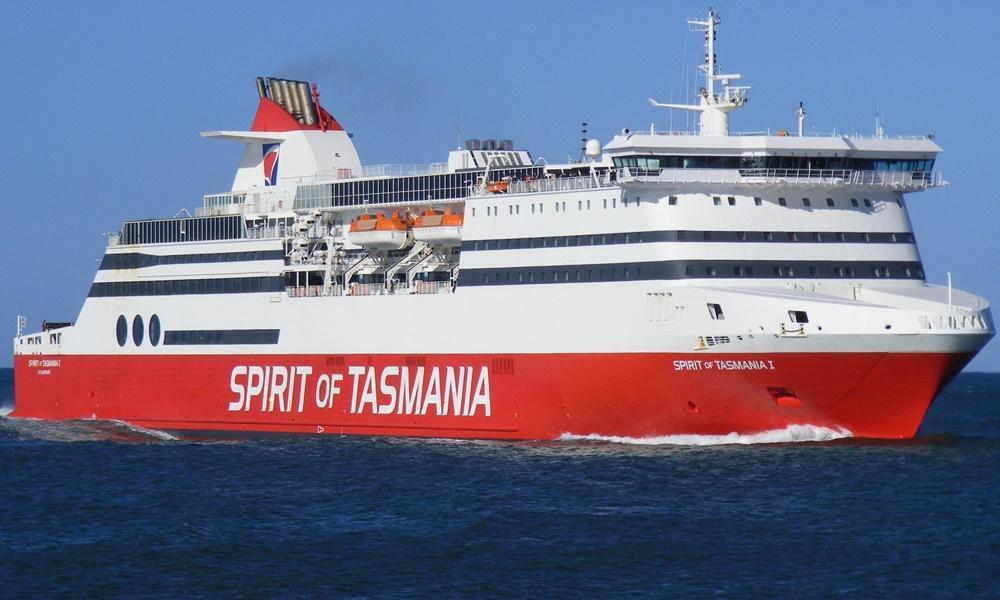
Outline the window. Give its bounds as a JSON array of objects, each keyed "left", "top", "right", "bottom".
[
  {"left": 779, "top": 197, "right": 787, "bottom": 207},
  {"left": 612, "top": 199, "right": 617, "bottom": 208},
  {"left": 713, "top": 196, "right": 722, "bottom": 206},
  {"left": 826, "top": 198, "right": 835, "bottom": 207},
  {"left": 685, "top": 265, "right": 695, "bottom": 277},
  {"left": 850, "top": 198, "right": 859, "bottom": 207},
  {"left": 668, "top": 196, "right": 678, "bottom": 205},
  {"left": 788, "top": 310, "right": 809, "bottom": 323},
  {"left": 587, "top": 200, "right": 591, "bottom": 209},
  {"left": 813, "top": 232, "right": 822, "bottom": 242},
  {"left": 737, "top": 231, "right": 747, "bottom": 241},
  {"left": 578, "top": 200, "right": 582, "bottom": 210},
  {"left": 727, "top": 196, "right": 736, "bottom": 206},
  {"left": 788, "top": 232, "right": 798, "bottom": 242},
  {"left": 754, "top": 197, "right": 762, "bottom": 206},
  {"left": 707, "top": 266, "right": 717, "bottom": 277},
  {"left": 603, "top": 199, "right": 608, "bottom": 209},
  {"left": 803, "top": 198, "right": 811, "bottom": 207},
  {"left": 863, "top": 198, "right": 872, "bottom": 207},
  {"left": 707, "top": 303, "right": 725, "bottom": 320}
]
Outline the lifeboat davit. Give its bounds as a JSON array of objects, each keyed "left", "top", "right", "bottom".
[
  {"left": 348, "top": 212, "right": 412, "bottom": 250},
  {"left": 412, "top": 208, "right": 463, "bottom": 246}
]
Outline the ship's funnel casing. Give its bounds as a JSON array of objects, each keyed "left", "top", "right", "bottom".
[{"left": 203, "top": 80, "right": 360, "bottom": 191}]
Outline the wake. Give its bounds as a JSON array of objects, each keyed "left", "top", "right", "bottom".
[
  {"left": 0, "top": 416, "right": 177, "bottom": 443},
  {"left": 560, "top": 424, "right": 853, "bottom": 446}
]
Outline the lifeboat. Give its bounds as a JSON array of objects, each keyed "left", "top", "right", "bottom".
[
  {"left": 485, "top": 180, "right": 509, "bottom": 194},
  {"left": 348, "top": 212, "right": 412, "bottom": 250},
  {"left": 412, "top": 208, "right": 463, "bottom": 246}
]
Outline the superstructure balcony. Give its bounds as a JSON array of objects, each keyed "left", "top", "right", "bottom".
[{"left": 617, "top": 168, "right": 944, "bottom": 191}]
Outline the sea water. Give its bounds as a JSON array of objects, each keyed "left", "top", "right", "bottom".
[{"left": 0, "top": 369, "right": 997, "bottom": 597}]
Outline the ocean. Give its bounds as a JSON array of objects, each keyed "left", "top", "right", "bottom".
[{"left": 0, "top": 368, "right": 997, "bottom": 597}]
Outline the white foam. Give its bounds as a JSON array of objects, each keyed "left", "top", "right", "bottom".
[
  {"left": 560, "top": 424, "right": 853, "bottom": 446},
  {"left": 107, "top": 419, "right": 179, "bottom": 441}
]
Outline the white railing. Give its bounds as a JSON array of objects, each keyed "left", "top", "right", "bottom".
[
  {"left": 506, "top": 175, "right": 614, "bottom": 195},
  {"left": 628, "top": 129, "right": 933, "bottom": 140},
  {"left": 618, "top": 168, "right": 943, "bottom": 189},
  {"left": 362, "top": 163, "right": 449, "bottom": 178}
]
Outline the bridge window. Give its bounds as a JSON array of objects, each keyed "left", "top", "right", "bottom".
[
  {"left": 669, "top": 196, "right": 678, "bottom": 205},
  {"left": 788, "top": 310, "right": 809, "bottom": 323},
  {"left": 803, "top": 198, "right": 811, "bottom": 207},
  {"left": 728, "top": 196, "right": 736, "bottom": 206},
  {"left": 827, "top": 198, "right": 835, "bottom": 207},
  {"left": 851, "top": 198, "right": 859, "bottom": 207},
  {"left": 778, "top": 197, "right": 787, "bottom": 206}
]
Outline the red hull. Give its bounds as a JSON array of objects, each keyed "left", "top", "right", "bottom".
[{"left": 12, "top": 352, "right": 972, "bottom": 439}]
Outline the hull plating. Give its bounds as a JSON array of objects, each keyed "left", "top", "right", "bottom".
[{"left": 12, "top": 351, "right": 973, "bottom": 440}]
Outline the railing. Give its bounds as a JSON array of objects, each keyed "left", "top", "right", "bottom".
[
  {"left": 362, "top": 163, "right": 449, "bottom": 178},
  {"left": 414, "top": 281, "right": 452, "bottom": 295},
  {"left": 618, "top": 168, "right": 943, "bottom": 189},
  {"left": 506, "top": 174, "right": 615, "bottom": 195},
  {"left": 627, "top": 129, "right": 933, "bottom": 140},
  {"left": 196, "top": 204, "right": 253, "bottom": 217}
]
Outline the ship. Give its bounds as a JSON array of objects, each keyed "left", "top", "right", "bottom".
[{"left": 11, "top": 10, "right": 994, "bottom": 439}]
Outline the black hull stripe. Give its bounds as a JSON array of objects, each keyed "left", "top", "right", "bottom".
[
  {"left": 164, "top": 329, "right": 279, "bottom": 345},
  {"left": 462, "top": 230, "right": 915, "bottom": 252},
  {"left": 458, "top": 260, "right": 925, "bottom": 286},
  {"left": 89, "top": 277, "right": 285, "bottom": 297},
  {"left": 100, "top": 250, "right": 284, "bottom": 270}
]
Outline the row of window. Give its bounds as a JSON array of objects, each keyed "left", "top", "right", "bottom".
[
  {"left": 101, "top": 250, "right": 284, "bottom": 270},
  {"left": 293, "top": 166, "right": 544, "bottom": 210},
  {"left": 464, "top": 229, "right": 915, "bottom": 251},
  {"left": 612, "top": 155, "right": 935, "bottom": 173},
  {"left": 90, "top": 277, "right": 285, "bottom": 298},
  {"left": 163, "top": 329, "right": 280, "bottom": 345},
  {"left": 474, "top": 194, "right": 895, "bottom": 219},
  {"left": 458, "top": 260, "right": 926, "bottom": 286},
  {"left": 119, "top": 215, "right": 246, "bottom": 246}
]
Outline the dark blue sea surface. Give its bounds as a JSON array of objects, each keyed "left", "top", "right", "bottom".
[{"left": 0, "top": 369, "right": 997, "bottom": 597}]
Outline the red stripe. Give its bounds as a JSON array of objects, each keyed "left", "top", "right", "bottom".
[{"left": 12, "top": 352, "right": 971, "bottom": 439}]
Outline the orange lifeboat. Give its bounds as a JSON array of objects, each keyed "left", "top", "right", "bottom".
[
  {"left": 348, "top": 212, "right": 412, "bottom": 250},
  {"left": 412, "top": 208, "right": 463, "bottom": 246},
  {"left": 485, "top": 180, "right": 509, "bottom": 194}
]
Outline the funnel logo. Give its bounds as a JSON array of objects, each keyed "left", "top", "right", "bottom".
[{"left": 262, "top": 143, "right": 280, "bottom": 186}]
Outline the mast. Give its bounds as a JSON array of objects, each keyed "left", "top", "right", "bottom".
[{"left": 648, "top": 8, "right": 750, "bottom": 136}]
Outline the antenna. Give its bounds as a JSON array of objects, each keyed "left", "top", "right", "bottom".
[
  {"left": 580, "top": 122, "right": 588, "bottom": 160},
  {"left": 797, "top": 101, "right": 806, "bottom": 137},
  {"left": 875, "top": 102, "right": 885, "bottom": 139},
  {"left": 648, "top": 8, "right": 750, "bottom": 136}
]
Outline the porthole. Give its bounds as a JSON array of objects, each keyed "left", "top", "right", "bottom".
[
  {"left": 149, "top": 314, "right": 161, "bottom": 347},
  {"left": 116, "top": 315, "right": 128, "bottom": 347},
  {"left": 132, "top": 314, "right": 144, "bottom": 346}
]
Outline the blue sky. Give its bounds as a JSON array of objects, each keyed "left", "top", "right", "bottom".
[{"left": 1, "top": 0, "right": 998, "bottom": 370}]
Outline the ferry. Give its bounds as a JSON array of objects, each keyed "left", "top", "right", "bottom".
[{"left": 12, "top": 10, "right": 994, "bottom": 439}]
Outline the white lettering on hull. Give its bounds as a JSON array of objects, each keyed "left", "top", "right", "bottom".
[
  {"left": 228, "top": 364, "right": 492, "bottom": 418},
  {"left": 673, "top": 359, "right": 776, "bottom": 371}
]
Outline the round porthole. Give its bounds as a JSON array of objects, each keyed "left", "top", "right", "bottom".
[
  {"left": 116, "top": 315, "right": 128, "bottom": 347},
  {"left": 132, "top": 314, "right": 144, "bottom": 346},
  {"left": 149, "top": 314, "right": 161, "bottom": 347}
]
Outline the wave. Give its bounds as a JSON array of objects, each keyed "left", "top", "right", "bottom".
[
  {"left": 559, "top": 424, "right": 853, "bottom": 446},
  {"left": 0, "top": 416, "right": 177, "bottom": 443}
]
